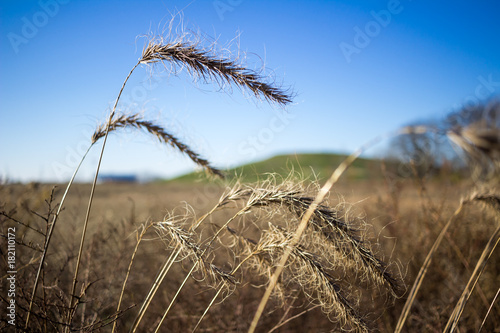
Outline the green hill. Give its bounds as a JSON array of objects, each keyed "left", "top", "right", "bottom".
[{"left": 171, "top": 153, "right": 390, "bottom": 183}]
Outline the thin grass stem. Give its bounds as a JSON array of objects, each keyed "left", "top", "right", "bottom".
[
  {"left": 478, "top": 288, "right": 500, "bottom": 333},
  {"left": 394, "top": 201, "right": 466, "bottom": 333},
  {"left": 25, "top": 144, "right": 92, "bottom": 329},
  {"left": 444, "top": 225, "right": 500, "bottom": 332},
  {"left": 66, "top": 62, "right": 140, "bottom": 331},
  {"left": 112, "top": 223, "right": 153, "bottom": 333},
  {"left": 154, "top": 262, "right": 200, "bottom": 333},
  {"left": 129, "top": 243, "right": 181, "bottom": 333}
]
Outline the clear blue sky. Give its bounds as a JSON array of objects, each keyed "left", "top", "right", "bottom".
[{"left": 1, "top": 0, "right": 499, "bottom": 182}]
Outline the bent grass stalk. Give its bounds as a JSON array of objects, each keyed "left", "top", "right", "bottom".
[
  {"left": 129, "top": 189, "right": 244, "bottom": 332},
  {"left": 192, "top": 179, "right": 401, "bottom": 331},
  {"left": 260, "top": 224, "right": 368, "bottom": 331},
  {"left": 92, "top": 114, "right": 223, "bottom": 177},
  {"left": 153, "top": 205, "right": 252, "bottom": 332},
  {"left": 28, "top": 110, "right": 219, "bottom": 330},
  {"left": 178, "top": 171, "right": 402, "bottom": 331},
  {"left": 247, "top": 127, "right": 425, "bottom": 333},
  {"left": 150, "top": 180, "right": 303, "bottom": 331},
  {"left": 141, "top": 37, "right": 292, "bottom": 106},
  {"left": 281, "top": 194, "right": 400, "bottom": 293}
]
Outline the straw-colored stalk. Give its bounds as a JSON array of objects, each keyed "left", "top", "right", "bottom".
[{"left": 112, "top": 222, "right": 154, "bottom": 333}]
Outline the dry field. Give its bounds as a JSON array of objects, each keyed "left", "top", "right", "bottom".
[
  {"left": 1, "top": 175, "right": 499, "bottom": 332},
  {"left": 1, "top": 23, "right": 499, "bottom": 332}
]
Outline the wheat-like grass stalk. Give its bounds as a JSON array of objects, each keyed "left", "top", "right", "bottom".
[
  {"left": 156, "top": 219, "right": 236, "bottom": 286},
  {"left": 248, "top": 127, "right": 425, "bottom": 333},
  {"left": 28, "top": 111, "right": 221, "bottom": 328},
  {"left": 92, "top": 113, "right": 223, "bottom": 177},
  {"left": 140, "top": 35, "right": 293, "bottom": 106},
  {"left": 134, "top": 178, "right": 302, "bottom": 331},
  {"left": 167, "top": 174, "right": 397, "bottom": 332},
  {"left": 280, "top": 194, "right": 401, "bottom": 293},
  {"left": 219, "top": 222, "right": 368, "bottom": 331},
  {"left": 231, "top": 178, "right": 400, "bottom": 293},
  {"left": 259, "top": 224, "right": 369, "bottom": 332},
  {"left": 129, "top": 185, "right": 250, "bottom": 332}
]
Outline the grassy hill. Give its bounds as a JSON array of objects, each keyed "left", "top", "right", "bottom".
[{"left": 171, "top": 153, "right": 390, "bottom": 183}]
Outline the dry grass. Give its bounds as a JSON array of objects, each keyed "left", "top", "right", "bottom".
[
  {"left": 2, "top": 177, "right": 499, "bottom": 332},
  {"left": 140, "top": 35, "right": 293, "bottom": 106},
  {"left": 2, "top": 21, "right": 500, "bottom": 333},
  {"left": 92, "top": 113, "right": 223, "bottom": 178}
]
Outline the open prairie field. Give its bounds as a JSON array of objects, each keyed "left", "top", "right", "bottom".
[
  {"left": 2, "top": 4, "right": 500, "bottom": 331},
  {"left": 1, "top": 175, "right": 498, "bottom": 332}
]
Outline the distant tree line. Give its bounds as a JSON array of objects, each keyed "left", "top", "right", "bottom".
[{"left": 386, "top": 98, "right": 500, "bottom": 181}]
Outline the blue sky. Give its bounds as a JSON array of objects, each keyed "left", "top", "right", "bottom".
[{"left": 1, "top": 0, "right": 500, "bottom": 182}]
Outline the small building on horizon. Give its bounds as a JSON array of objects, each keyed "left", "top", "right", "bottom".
[{"left": 98, "top": 174, "right": 138, "bottom": 183}]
